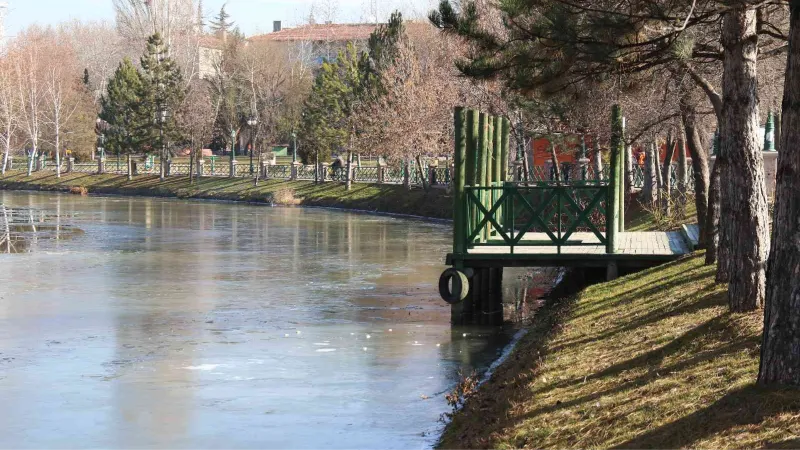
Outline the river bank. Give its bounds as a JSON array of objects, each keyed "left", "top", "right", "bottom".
[
  {"left": 0, "top": 171, "right": 453, "bottom": 220},
  {"left": 438, "top": 252, "right": 800, "bottom": 449}
]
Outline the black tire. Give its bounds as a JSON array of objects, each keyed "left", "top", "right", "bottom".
[{"left": 439, "top": 268, "right": 469, "bottom": 304}]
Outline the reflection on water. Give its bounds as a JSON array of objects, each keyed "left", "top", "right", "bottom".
[
  {"left": 0, "top": 191, "right": 551, "bottom": 449},
  {"left": 0, "top": 204, "right": 83, "bottom": 253}
]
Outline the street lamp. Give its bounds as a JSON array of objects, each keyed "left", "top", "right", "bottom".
[{"left": 247, "top": 116, "right": 258, "bottom": 175}]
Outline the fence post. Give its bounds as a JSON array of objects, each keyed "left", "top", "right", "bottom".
[
  {"left": 291, "top": 161, "right": 300, "bottom": 180},
  {"left": 164, "top": 159, "right": 172, "bottom": 177},
  {"left": 377, "top": 159, "right": 385, "bottom": 184},
  {"left": 67, "top": 157, "right": 74, "bottom": 173},
  {"left": 97, "top": 155, "right": 105, "bottom": 174},
  {"left": 320, "top": 163, "right": 329, "bottom": 183},
  {"left": 229, "top": 158, "right": 236, "bottom": 178},
  {"left": 197, "top": 158, "right": 204, "bottom": 178}
]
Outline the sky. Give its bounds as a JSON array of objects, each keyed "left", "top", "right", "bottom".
[{"left": 3, "top": 0, "right": 437, "bottom": 38}]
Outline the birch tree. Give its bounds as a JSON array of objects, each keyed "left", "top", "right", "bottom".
[
  {"left": 0, "top": 57, "right": 17, "bottom": 174},
  {"left": 13, "top": 29, "right": 46, "bottom": 176}
]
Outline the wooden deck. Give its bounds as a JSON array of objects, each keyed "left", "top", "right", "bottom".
[{"left": 447, "top": 229, "right": 696, "bottom": 269}]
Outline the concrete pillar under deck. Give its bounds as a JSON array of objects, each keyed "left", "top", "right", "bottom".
[{"left": 607, "top": 261, "right": 619, "bottom": 281}]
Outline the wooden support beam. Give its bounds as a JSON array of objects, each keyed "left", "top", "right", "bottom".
[
  {"left": 466, "top": 110, "right": 478, "bottom": 243},
  {"left": 478, "top": 113, "right": 488, "bottom": 243}
]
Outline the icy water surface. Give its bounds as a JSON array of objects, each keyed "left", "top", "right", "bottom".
[{"left": 0, "top": 191, "right": 537, "bottom": 449}]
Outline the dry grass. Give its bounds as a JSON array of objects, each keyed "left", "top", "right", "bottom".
[{"left": 439, "top": 253, "right": 800, "bottom": 449}]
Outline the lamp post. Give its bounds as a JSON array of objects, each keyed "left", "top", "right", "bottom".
[{"left": 247, "top": 116, "right": 258, "bottom": 175}]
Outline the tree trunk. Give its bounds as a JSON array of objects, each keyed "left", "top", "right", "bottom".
[
  {"left": 189, "top": 142, "right": 195, "bottom": 184},
  {"left": 345, "top": 151, "right": 353, "bottom": 191},
  {"left": 654, "top": 143, "right": 663, "bottom": 193},
  {"left": 54, "top": 127, "right": 61, "bottom": 179},
  {"left": 549, "top": 141, "right": 561, "bottom": 181},
  {"left": 677, "top": 134, "right": 687, "bottom": 195},
  {"left": 681, "top": 101, "right": 710, "bottom": 248},
  {"left": 1, "top": 146, "right": 8, "bottom": 175},
  {"left": 662, "top": 132, "right": 675, "bottom": 215},
  {"left": 592, "top": 135, "right": 603, "bottom": 179},
  {"left": 625, "top": 144, "right": 634, "bottom": 194},
  {"left": 720, "top": 7, "right": 769, "bottom": 312},
  {"left": 416, "top": 155, "right": 430, "bottom": 191},
  {"left": 643, "top": 142, "right": 658, "bottom": 206},
  {"left": 758, "top": 1, "right": 800, "bottom": 386},
  {"left": 706, "top": 160, "right": 721, "bottom": 264},
  {"left": 27, "top": 145, "right": 35, "bottom": 176}
]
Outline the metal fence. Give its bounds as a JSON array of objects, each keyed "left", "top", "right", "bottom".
[{"left": 267, "top": 165, "right": 290, "bottom": 179}]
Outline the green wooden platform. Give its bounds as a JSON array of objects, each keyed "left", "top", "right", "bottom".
[{"left": 447, "top": 231, "right": 693, "bottom": 268}]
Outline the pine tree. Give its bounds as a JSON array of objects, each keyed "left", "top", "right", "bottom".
[
  {"left": 209, "top": 5, "right": 234, "bottom": 38},
  {"left": 299, "top": 43, "right": 368, "bottom": 163},
  {"left": 99, "top": 58, "right": 146, "bottom": 157},
  {"left": 138, "top": 32, "right": 185, "bottom": 177}
]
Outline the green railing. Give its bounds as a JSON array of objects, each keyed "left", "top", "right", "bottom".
[{"left": 462, "top": 181, "right": 611, "bottom": 254}]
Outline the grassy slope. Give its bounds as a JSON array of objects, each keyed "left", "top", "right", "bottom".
[
  {"left": 440, "top": 253, "right": 800, "bottom": 449},
  {"left": 0, "top": 171, "right": 453, "bottom": 219}
]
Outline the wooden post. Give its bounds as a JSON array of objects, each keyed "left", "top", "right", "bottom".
[
  {"left": 501, "top": 118, "right": 511, "bottom": 232},
  {"left": 451, "top": 108, "right": 467, "bottom": 325},
  {"left": 466, "top": 110, "right": 478, "bottom": 244},
  {"left": 482, "top": 115, "right": 494, "bottom": 241},
  {"left": 477, "top": 113, "right": 488, "bottom": 243},
  {"left": 619, "top": 117, "right": 626, "bottom": 232},
  {"left": 608, "top": 105, "right": 622, "bottom": 254},
  {"left": 453, "top": 107, "right": 466, "bottom": 256},
  {"left": 500, "top": 118, "right": 510, "bottom": 183}
]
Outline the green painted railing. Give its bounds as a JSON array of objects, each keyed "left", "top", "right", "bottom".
[{"left": 461, "top": 181, "right": 611, "bottom": 254}]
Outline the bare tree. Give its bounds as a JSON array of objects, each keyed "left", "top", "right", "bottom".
[
  {"left": 0, "top": 56, "right": 17, "bottom": 174},
  {"left": 43, "top": 38, "right": 82, "bottom": 178},
  {"left": 177, "top": 79, "right": 215, "bottom": 183},
  {"left": 58, "top": 20, "right": 123, "bottom": 103},
  {"left": 13, "top": 28, "right": 47, "bottom": 176}
]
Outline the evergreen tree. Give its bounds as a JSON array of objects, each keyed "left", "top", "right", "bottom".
[
  {"left": 299, "top": 43, "right": 368, "bottom": 163},
  {"left": 99, "top": 58, "right": 146, "bottom": 157},
  {"left": 138, "top": 32, "right": 185, "bottom": 176},
  {"left": 209, "top": 5, "right": 234, "bottom": 38},
  {"left": 365, "top": 11, "right": 405, "bottom": 77},
  {"left": 83, "top": 69, "right": 90, "bottom": 86}
]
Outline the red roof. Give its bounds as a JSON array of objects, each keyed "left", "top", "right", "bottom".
[{"left": 250, "top": 23, "right": 380, "bottom": 43}]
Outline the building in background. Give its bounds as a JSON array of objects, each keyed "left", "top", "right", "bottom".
[{"left": 249, "top": 21, "right": 379, "bottom": 65}]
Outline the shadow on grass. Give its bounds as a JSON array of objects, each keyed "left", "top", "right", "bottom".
[{"left": 614, "top": 385, "right": 800, "bottom": 449}]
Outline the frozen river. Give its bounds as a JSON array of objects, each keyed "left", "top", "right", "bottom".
[{"left": 0, "top": 191, "right": 537, "bottom": 449}]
